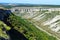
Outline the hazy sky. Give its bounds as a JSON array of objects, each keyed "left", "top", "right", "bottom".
[{"left": 0, "top": 0, "right": 60, "bottom": 5}]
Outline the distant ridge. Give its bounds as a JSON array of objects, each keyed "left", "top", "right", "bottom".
[{"left": 0, "top": 3, "right": 60, "bottom": 8}]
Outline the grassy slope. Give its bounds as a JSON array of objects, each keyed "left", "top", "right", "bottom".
[
  {"left": 0, "top": 21, "right": 10, "bottom": 39},
  {"left": 7, "top": 13, "right": 57, "bottom": 40}
]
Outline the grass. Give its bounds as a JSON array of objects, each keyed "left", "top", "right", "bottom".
[{"left": 7, "top": 14, "right": 57, "bottom": 40}]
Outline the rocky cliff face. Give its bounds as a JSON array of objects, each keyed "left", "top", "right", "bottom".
[{"left": 10, "top": 7, "right": 60, "bottom": 39}]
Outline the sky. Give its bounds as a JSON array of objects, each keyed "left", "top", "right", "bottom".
[{"left": 0, "top": 0, "right": 60, "bottom": 5}]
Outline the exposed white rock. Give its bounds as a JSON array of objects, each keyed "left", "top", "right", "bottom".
[
  {"left": 50, "top": 22, "right": 59, "bottom": 28},
  {"left": 43, "top": 15, "right": 60, "bottom": 25},
  {"left": 33, "top": 13, "right": 45, "bottom": 21},
  {"left": 51, "top": 26, "right": 60, "bottom": 32}
]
